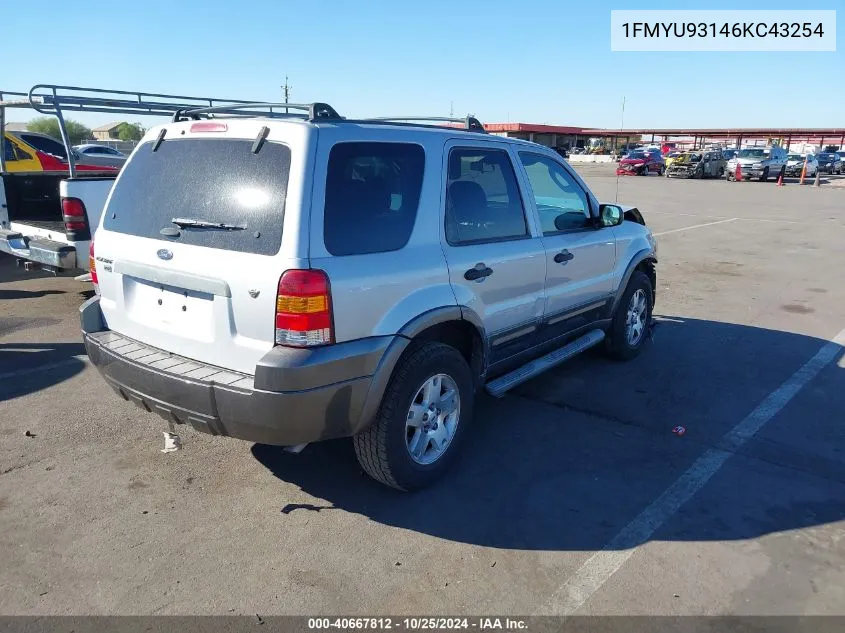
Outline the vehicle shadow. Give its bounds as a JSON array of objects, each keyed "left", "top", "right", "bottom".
[
  {"left": 252, "top": 316, "right": 845, "bottom": 551},
  {"left": 0, "top": 289, "right": 66, "bottom": 300},
  {"left": 0, "top": 342, "right": 87, "bottom": 402}
]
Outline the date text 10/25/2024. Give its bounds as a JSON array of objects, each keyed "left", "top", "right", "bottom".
[{"left": 308, "top": 618, "right": 527, "bottom": 630}]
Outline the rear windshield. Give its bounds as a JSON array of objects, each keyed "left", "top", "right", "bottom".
[{"left": 103, "top": 138, "right": 291, "bottom": 256}]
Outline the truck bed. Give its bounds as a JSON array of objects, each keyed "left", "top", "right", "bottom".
[{"left": 2, "top": 173, "right": 64, "bottom": 223}]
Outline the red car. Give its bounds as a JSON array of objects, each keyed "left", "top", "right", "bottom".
[
  {"left": 616, "top": 149, "right": 665, "bottom": 176},
  {"left": 10, "top": 131, "right": 119, "bottom": 174}
]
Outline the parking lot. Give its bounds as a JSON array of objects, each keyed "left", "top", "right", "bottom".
[{"left": 1, "top": 170, "right": 844, "bottom": 616}]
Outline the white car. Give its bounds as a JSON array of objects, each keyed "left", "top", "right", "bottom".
[
  {"left": 73, "top": 144, "right": 127, "bottom": 168},
  {"left": 785, "top": 153, "right": 818, "bottom": 178}
]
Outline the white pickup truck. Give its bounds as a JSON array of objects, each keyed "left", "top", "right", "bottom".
[{"left": 0, "top": 84, "right": 260, "bottom": 275}]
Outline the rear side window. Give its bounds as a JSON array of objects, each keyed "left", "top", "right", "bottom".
[
  {"left": 323, "top": 142, "right": 424, "bottom": 256},
  {"left": 103, "top": 139, "right": 291, "bottom": 256},
  {"left": 20, "top": 133, "right": 67, "bottom": 159}
]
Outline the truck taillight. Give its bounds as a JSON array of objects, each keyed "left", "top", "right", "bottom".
[
  {"left": 89, "top": 241, "right": 98, "bottom": 286},
  {"left": 275, "top": 270, "right": 333, "bottom": 347},
  {"left": 61, "top": 197, "right": 88, "bottom": 232}
]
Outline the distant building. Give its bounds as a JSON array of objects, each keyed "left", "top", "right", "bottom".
[{"left": 92, "top": 122, "right": 123, "bottom": 141}]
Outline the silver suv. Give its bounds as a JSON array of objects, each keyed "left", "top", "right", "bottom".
[{"left": 80, "top": 103, "right": 658, "bottom": 490}]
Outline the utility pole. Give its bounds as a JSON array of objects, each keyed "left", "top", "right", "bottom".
[
  {"left": 450, "top": 101, "right": 454, "bottom": 117},
  {"left": 282, "top": 76, "right": 292, "bottom": 114}
]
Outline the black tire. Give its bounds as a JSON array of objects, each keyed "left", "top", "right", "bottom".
[
  {"left": 604, "top": 271, "right": 653, "bottom": 361},
  {"left": 353, "top": 342, "right": 474, "bottom": 491},
  {"left": 760, "top": 167, "right": 769, "bottom": 182},
  {"left": 640, "top": 166, "right": 649, "bottom": 176},
  {"left": 658, "top": 165, "right": 665, "bottom": 176}
]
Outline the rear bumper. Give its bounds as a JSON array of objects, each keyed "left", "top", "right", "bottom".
[
  {"left": 0, "top": 229, "right": 77, "bottom": 269},
  {"left": 80, "top": 296, "right": 402, "bottom": 446}
]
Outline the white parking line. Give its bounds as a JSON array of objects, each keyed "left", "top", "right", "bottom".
[
  {"left": 0, "top": 355, "right": 88, "bottom": 381},
  {"left": 652, "top": 218, "right": 738, "bottom": 236},
  {"left": 646, "top": 212, "right": 801, "bottom": 225},
  {"left": 544, "top": 326, "right": 845, "bottom": 615}
]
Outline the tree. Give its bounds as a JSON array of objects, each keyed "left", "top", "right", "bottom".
[
  {"left": 26, "top": 117, "right": 92, "bottom": 145},
  {"left": 116, "top": 122, "right": 145, "bottom": 142}
]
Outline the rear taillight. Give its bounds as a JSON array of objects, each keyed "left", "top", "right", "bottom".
[
  {"left": 61, "top": 197, "right": 89, "bottom": 234},
  {"left": 275, "top": 270, "right": 333, "bottom": 347},
  {"left": 89, "top": 240, "right": 98, "bottom": 286}
]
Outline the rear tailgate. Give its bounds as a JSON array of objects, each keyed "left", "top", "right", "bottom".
[{"left": 94, "top": 122, "right": 311, "bottom": 375}]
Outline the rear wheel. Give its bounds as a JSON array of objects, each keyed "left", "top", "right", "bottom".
[
  {"left": 353, "top": 342, "right": 474, "bottom": 491},
  {"left": 604, "top": 271, "right": 653, "bottom": 361}
]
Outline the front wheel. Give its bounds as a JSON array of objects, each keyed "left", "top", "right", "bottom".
[
  {"left": 604, "top": 271, "right": 653, "bottom": 361},
  {"left": 353, "top": 342, "right": 474, "bottom": 491},
  {"left": 760, "top": 167, "right": 769, "bottom": 182}
]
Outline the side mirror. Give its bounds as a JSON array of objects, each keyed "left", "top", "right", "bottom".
[{"left": 599, "top": 204, "right": 623, "bottom": 228}]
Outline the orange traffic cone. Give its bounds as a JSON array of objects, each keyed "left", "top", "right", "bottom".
[
  {"left": 777, "top": 167, "right": 784, "bottom": 187},
  {"left": 735, "top": 162, "right": 742, "bottom": 181}
]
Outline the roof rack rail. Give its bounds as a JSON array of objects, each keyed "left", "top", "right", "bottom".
[
  {"left": 367, "top": 116, "right": 486, "bottom": 132},
  {"left": 0, "top": 83, "right": 272, "bottom": 177},
  {"left": 172, "top": 102, "right": 342, "bottom": 122},
  {"left": 0, "top": 84, "right": 260, "bottom": 118}
]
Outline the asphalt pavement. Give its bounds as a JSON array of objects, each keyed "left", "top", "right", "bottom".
[{"left": 1, "top": 169, "right": 843, "bottom": 616}]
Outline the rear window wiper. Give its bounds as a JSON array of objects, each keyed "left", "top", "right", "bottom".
[{"left": 170, "top": 218, "right": 246, "bottom": 231}]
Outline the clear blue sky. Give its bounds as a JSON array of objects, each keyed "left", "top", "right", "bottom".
[{"left": 6, "top": 0, "right": 843, "bottom": 129}]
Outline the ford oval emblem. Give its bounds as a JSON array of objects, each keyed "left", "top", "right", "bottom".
[{"left": 157, "top": 249, "right": 173, "bottom": 261}]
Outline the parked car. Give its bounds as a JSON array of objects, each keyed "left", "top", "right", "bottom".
[
  {"left": 725, "top": 146, "right": 788, "bottom": 181},
  {"left": 666, "top": 150, "right": 725, "bottom": 179},
  {"left": 4, "top": 132, "right": 118, "bottom": 174},
  {"left": 80, "top": 105, "right": 658, "bottom": 491},
  {"left": 662, "top": 150, "right": 683, "bottom": 172},
  {"left": 3, "top": 132, "right": 44, "bottom": 173},
  {"left": 73, "top": 144, "right": 127, "bottom": 168},
  {"left": 616, "top": 149, "right": 664, "bottom": 176},
  {"left": 816, "top": 152, "right": 842, "bottom": 175},
  {"left": 836, "top": 151, "right": 845, "bottom": 173},
  {"left": 785, "top": 153, "right": 818, "bottom": 178}
]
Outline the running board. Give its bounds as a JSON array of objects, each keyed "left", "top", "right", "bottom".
[{"left": 484, "top": 329, "right": 606, "bottom": 398}]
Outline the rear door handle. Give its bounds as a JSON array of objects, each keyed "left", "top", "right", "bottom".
[
  {"left": 464, "top": 263, "right": 494, "bottom": 281},
  {"left": 554, "top": 250, "right": 575, "bottom": 264}
]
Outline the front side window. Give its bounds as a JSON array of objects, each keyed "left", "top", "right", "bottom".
[
  {"left": 445, "top": 147, "right": 527, "bottom": 245},
  {"left": 519, "top": 153, "right": 590, "bottom": 234},
  {"left": 323, "top": 142, "right": 424, "bottom": 256}
]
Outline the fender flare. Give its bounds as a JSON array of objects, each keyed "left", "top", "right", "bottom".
[
  {"left": 354, "top": 306, "right": 487, "bottom": 433},
  {"left": 611, "top": 249, "right": 657, "bottom": 315}
]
